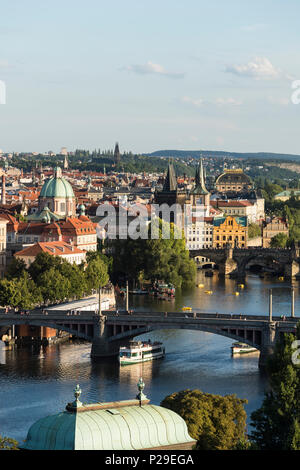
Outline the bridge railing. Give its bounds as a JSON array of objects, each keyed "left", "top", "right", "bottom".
[{"left": 0, "top": 309, "right": 297, "bottom": 323}]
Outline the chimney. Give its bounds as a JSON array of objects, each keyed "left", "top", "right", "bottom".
[{"left": 1, "top": 174, "right": 6, "bottom": 205}]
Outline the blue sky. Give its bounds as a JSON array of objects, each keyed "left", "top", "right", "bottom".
[{"left": 0, "top": 0, "right": 300, "bottom": 154}]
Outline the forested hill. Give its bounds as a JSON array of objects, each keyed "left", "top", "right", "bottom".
[{"left": 145, "top": 150, "right": 300, "bottom": 162}]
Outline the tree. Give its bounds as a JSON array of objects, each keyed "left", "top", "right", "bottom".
[
  {"left": 0, "top": 273, "right": 42, "bottom": 310},
  {"left": 58, "top": 261, "right": 87, "bottom": 299},
  {"left": 111, "top": 220, "right": 196, "bottom": 288},
  {"left": 0, "top": 435, "right": 19, "bottom": 450},
  {"left": 250, "top": 324, "right": 300, "bottom": 450},
  {"left": 28, "top": 252, "right": 62, "bottom": 284},
  {"left": 248, "top": 223, "right": 261, "bottom": 240},
  {"left": 85, "top": 256, "right": 109, "bottom": 292},
  {"left": 13, "top": 273, "right": 42, "bottom": 310},
  {"left": 161, "top": 389, "right": 248, "bottom": 450},
  {"left": 38, "top": 267, "right": 70, "bottom": 304},
  {"left": 270, "top": 232, "right": 289, "bottom": 248},
  {"left": 0, "top": 278, "right": 20, "bottom": 307},
  {"left": 6, "top": 258, "right": 27, "bottom": 280}
]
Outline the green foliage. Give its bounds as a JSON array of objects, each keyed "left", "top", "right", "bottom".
[
  {"left": 85, "top": 255, "right": 109, "bottom": 291},
  {"left": 38, "top": 267, "right": 71, "bottom": 304},
  {"left": 86, "top": 250, "right": 113, "bottom": 276},
  {"left": 0, "top": 278, "right": 20, "bottom": 307},
  {"left": 161, "top": 389, "right": 248, "bottom": 450},
  {"left": 6, "top": 258, "right": 27, "bottom": 280},
  {"left": 28, "top": 252, "right": 62, "bottom": 283},
  {"left": 111, "top": 220, "right": 196, "bottom": 288},
  {"left": 13, "top": 273, "right": 42, "bottom": 309},
  {"left": 0, "top": 435, "right": 19, "bottom": 450},
  {"left": 9, "top": 150, "right": 194, "bottom": 176},
  {"left": 248, "top": 223, "right": 261, "bottom": 239},
  {"left": 0, "top": 251, "right": 110, "bottom": 307},
  {"left": 270, "top": 232, "right": 289, "bottom": 248},
  {"left": 0, "top": 273, "right": 42, "bottom": 309},
  {"left": 250, "top": 325, "right": 300, "bottom": 450}
]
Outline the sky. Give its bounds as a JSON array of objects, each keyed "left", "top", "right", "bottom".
[{"left": 0, "top": 0, "right": 300, "bottom": 155}]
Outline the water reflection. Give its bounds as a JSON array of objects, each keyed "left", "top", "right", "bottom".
[
  {"left": 1, "top": 272, "right": 298, "bottom": 442},
  {"left": 0, "top": 341, "right": 5, "bottom": 365},
  {"left": 129, "top": 271, "right": 300, "bottom": 317}
]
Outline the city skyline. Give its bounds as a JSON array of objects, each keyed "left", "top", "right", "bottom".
[{"left": 0, "top": 1, "right": 299, "bottom": 154}]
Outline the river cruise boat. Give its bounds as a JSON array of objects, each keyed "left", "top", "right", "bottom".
[
  {"left": 152, "top": 281, "right": 175, "bottom": 298},
  {"left": 119, "top": 340, "right": 165, "bottom": 365},
  {"left": 231, "top": 342, "right": 258, "bottom": 355}
]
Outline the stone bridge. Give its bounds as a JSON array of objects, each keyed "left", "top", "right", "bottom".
[
  {"left": 0, "top": 309, "right": 298, "bottom": 368},
  {"left": 190, "top": 246, "right": 300, "bottom": 278}
]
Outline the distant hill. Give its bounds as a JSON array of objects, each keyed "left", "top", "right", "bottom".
[{"left": 145, "top": 150, "right": 300, "bottom": 162}]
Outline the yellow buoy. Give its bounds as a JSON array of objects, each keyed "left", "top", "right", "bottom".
[
  {"left": 205, "top": 290, "right": 213, "bottom": 294},
  {"left": 278, "top": 276, "right": 284, "bottom": 281},
  {"left": 238, "top": 284, "right": 244, "bottom": 289},
  {"left": 234, "top": 292, "right": 240, "bottom": 296},
  {"left": 198, "top": 284, "right": 204, "bottom": 288}
]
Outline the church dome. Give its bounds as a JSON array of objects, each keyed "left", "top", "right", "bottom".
[
  {"left": 216, "top": 169, "right": 252, "bottom": 186},
  {"left": 40, "top": 167, "right": 74, "bottom": 199}
]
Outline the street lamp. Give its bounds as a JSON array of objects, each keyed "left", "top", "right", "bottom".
[{"left": 98, "top": 285, "right": 102, "bottom": 316}]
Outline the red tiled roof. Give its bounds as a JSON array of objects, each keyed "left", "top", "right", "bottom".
[
  {"left": 210, "top": 200, "right": 253, "bottom": 208},
  {"left": 15, "top": 241, "right": 85, "bottom": 257}
]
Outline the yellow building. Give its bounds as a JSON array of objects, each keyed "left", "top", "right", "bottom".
[{"left": 213, "top": 216, "right": 248, "bottom": 248}]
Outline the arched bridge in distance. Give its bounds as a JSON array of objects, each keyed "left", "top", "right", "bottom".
[
  {"left": 190, "top": 246, "right": 300, "bottom": 278},
  {"left": 0, "top": 309, "right": 298, "bottom": 368}
]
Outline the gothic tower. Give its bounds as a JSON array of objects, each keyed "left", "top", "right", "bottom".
[
  {"left": 114, "top": 142, "right": 120, "bottom": 165},
  {"left": 190, "top": 159, "right": 210, "bottom": 216}
]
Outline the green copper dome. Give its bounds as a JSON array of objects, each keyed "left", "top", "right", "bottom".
[
  {"left": 40, "top": 167, "right": 74, "bottom": 199},
  {"left": 20, "top": 383, "right": 195, "bottom": 450},
  {"left": 20, "top": 404, "right": 194, "bottom": 450}
]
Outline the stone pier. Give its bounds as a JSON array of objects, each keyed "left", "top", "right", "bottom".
[
  {"left": 91, "top": 315, "right": 125, "bottom": 357},
  {"left": 258, "top": 322, "right": 277, "bottom": 369}
]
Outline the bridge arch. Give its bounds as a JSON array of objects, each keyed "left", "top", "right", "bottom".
[
  {"left": 239, "top": 254, "right": 283, "bottom": 274},
  {"left": 107, "top": 323, "right": 262, "bottom": 351},
  {"left": 0, "top": 318, "right": 92, "bottom": 342}
]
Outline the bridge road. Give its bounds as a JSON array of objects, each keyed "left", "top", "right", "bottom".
[{"left": 0, "top": 309, "right": 298, "bottom": 368}]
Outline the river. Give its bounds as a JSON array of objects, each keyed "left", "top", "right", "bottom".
[{"left": 0, "top": 271, "right": 299, "bottom": 443}]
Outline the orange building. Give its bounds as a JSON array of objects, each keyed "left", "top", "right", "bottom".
[{"left": 213, "top": 216, "right": 248, "bottom": 248}]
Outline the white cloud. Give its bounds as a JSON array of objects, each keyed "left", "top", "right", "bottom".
[
  {"left": 182, "top": 96, "right": 204, "bottom": 107},
  {"left": 123, "top": 61, "right": 184, "bottom": 79},
  {"left": 182, "top": 96, "right": 243, "bottom": 107},
  {"left": 225, "top": 57, "right": 281, "bottom": 80},
  {"left": 215, "top": 97, "right": 243, "bottom": 106}
]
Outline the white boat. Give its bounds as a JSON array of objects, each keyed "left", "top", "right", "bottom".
[
  {"left": 129, "top": 290, "right": 148, "bottom": 295},
  {"left": 119, "top": 340, "right": 165, "bottom": 365},
  {"left": 231, "top": 342, "right": 258, "bottom": 355}
]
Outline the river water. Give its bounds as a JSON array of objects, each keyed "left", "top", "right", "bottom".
[{"left": 0, "top": 271, "right": 299, "bottom": 444}]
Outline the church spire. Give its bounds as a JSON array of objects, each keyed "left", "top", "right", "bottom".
[
  {"left": 114, "top": 142, "right": 120, "bottom": 165},
  {"left": 163, "top": 161, "right": 177, "bottom": 192},
  {"left": 192, "top": 159, "right": 209, "bottom": 195}
]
